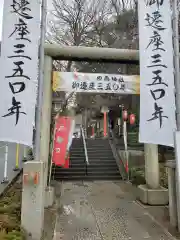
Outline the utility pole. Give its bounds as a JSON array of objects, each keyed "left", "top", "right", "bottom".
[
  {"left": 172, "top": 0, "right": 180, "bottom": 231},
  {"left": 34, "top": 0, "right": 47, "bottom": 161}
]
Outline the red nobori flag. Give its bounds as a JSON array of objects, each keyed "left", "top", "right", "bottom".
[
  {"left": 64, "top": 154, "right": 70, "bottom": 169},
  {"left": 52, "top": 116, "right": 71, "bottom": 166}
]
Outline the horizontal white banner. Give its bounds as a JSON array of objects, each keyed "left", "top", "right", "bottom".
[{"left": 52, "top": 72, "right": 140, "bottom": 94}]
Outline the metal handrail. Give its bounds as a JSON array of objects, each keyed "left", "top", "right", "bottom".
[
  {"left": 108, "top": 128, "right": 128, "bottom": 180},
  {"left": 81, "top": 126, "right": 89, "bottom": 165}
]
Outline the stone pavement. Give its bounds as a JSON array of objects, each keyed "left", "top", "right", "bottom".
[{"left": 52, "top": 181, "right": 176, "bottom": 240}]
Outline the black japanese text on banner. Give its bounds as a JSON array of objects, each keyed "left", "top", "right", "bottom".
[
  {"left": 0, "top": 0, "right": 40, "bottom": 146},
  {"left": 52, "top": 72, "right": 140, "bottom": 94},
  {"left": 138, "top": 0, "right": 176, "bottom": 146}
]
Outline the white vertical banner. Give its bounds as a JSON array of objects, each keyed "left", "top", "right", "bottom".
[
  {"left": 67, "top": 118, "right": 75, "bottom": 152},
  {"left": 0, "top": 0, "right": 40, "bottom": 146},
  {"left": 123, "top": 121, "right": 128, "bottom": 152},
  {"left": 138, "top": 0, "right": 176, "bottom": 146}
]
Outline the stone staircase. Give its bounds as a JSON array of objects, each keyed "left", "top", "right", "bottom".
[
  {"left": 52, "top": 138, "right": 122, "bottom": 181},
  {"left": 52, "top": 138, "right": 86, "bottom": 181},
  {"left": 86, "top": 139, "right": 122, "bottom": 180}
]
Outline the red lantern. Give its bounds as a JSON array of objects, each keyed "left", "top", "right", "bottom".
[
  {"left": 129, "top": 113, "right": 135, "bottom": 125},
  {"left": 123, "top": 110, "right": 128, "bottom": 121}
]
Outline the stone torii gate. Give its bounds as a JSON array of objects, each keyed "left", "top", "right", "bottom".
[{"left": 21, "top": 44, "right": 162, "bottom": 240}]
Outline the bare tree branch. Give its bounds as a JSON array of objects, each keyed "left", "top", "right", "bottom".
[{"left": 47, "top": 0, "right": 111, "bottom": 47}]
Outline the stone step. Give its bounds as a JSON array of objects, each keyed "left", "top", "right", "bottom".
[
  {"left": 53, "top": 165, "right": 118, "bottom": 172},
  {"left": 53, "top": 175, "right": 122, "bottom": 181}
]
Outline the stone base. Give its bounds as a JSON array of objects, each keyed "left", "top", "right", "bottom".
[
  {"left": 137, "top": 184, "right": 168, "bottom": 206},
  {"left": 44, "top": 186, "right": 55, "bottom": 208}
]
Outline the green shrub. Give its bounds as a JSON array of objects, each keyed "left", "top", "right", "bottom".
[
  {"left": 130, "top": 167, "right": 146, "bottom": 186},
  {"left": 0, "top": 182, "right": 25, "bottom": 239}
]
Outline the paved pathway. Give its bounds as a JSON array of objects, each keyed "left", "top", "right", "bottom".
[{"left": 53, "top": 181, "right": 175, "bottom": 240}]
